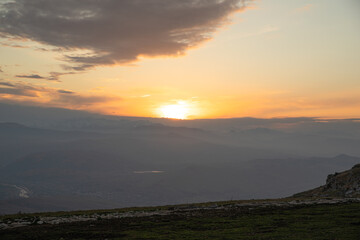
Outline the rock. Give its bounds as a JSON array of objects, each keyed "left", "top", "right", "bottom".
[{"left": 293, "top": 163, "right": 360, "bottom": 198}]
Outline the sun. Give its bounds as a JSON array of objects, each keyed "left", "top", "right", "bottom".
[{"left": 159, "top": 101, "right": 189, "bottom": 119}]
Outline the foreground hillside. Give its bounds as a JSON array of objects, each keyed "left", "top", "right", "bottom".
[
  {"left": 1, "top": 165, "right": 360, "bottom": 239},
  {"left": 1, "top": 198, "right": 360, "bottom": 240},
  {"left": 295, "top": 163, "right": 360, "bottom": 198}
]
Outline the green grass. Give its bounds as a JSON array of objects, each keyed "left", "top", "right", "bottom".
[
  {"left": 0, "top": 198, "right": 288, "bottom": 221},
  {"left": 1, "top": 202, "right": 360, "bottom": 239}
]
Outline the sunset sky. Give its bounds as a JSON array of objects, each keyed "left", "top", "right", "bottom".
[{"left": 0, "top": 0, "right": 359, "bottom": 119}]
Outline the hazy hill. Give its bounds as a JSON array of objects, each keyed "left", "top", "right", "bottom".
[
  {"left": 0, "top": 122, "right": 104, "bottom": 167},
  {"left": 1, "top": 102, "right": 360, "bottom": 157}
]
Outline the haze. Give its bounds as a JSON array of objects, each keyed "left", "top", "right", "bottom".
[{"left": 0, "top": 0, "right": 359, "bottom": 214}]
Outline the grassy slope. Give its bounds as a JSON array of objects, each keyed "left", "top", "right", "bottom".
[{"left": 1, "top": 201, "right": 360, "bottom": 240}]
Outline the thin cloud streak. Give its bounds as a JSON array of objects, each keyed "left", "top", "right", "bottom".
[
  {"left": 16, "top": 74, "right": 45, "bottom": 79},
  {"left": 57, "top": 89, "right": 74, "bottom": 94},
  {"left": 15, "top": 72, "right": 75, "bottom": 82}
]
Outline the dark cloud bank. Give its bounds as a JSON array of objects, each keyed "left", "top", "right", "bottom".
[{"left": 0, "top": 0, "right": 250, "bottom": 70}]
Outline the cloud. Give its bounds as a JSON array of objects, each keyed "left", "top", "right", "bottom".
[
  {"left": 0, "top": 82, "right": 15, "bottom": 87},
  {"left": 57, "top": 89, "right": 74, "bottom": 94},
  {"left": 256, "top": 94, "right": 360, "bottom": 118},
  {"left": 0, "top": 81, "right": 40, "bottom": 97},
  {"left": 0, "top": 42, "right": 28, "bottom": 48},
  {"left": 16, "top": 74, "right": 45, "bottom": 79},
  {"left": 0, "top": 0, "right": 251, "bottom": 70},
  {"left": 0, "top": 66, "right": 3, "bottom": 73},
  {"left": 15, "top": 72, "right": 74, "bottom": 82},
  {"left": 47, "top": 72, "right": 75, "bottom": 81},
  {"left": 0, "top": 81, "right": 120, "bottom": 109},
  {"left": 0, "top": 87, "right": 38, "bottom": 97},
  {"left": 54, "top": 93, "right": 115, "bottom": 107}
]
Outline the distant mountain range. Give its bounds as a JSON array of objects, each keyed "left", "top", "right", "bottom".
[
  {"left": 1, "top": 102, "right": 360, "bottom": 214},
  {"left": 1, "top": 102, "right": 360, "bottom": 156}
]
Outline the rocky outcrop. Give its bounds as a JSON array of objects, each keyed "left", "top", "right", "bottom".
[{"left": 294, "top": 164, "right": 360, "bottom": 198}]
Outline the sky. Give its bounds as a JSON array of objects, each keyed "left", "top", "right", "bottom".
[{"left": 0, "top": 0, "right": 359, "bottom": 119}]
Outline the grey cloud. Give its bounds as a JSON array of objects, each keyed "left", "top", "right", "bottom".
[
  {"left": 0, "top": 0, "right": 250, "bottom": 70},
  {"left": 16, "top": 74, "right": 45, "bottom": 79},
  {"left": 54, "top": 94, "right": 116, "bottom": 107},
  {"left": 0, "top": 81, "right": 39, "bottom": 97},
  {"left": 0, "top": 87, "right": 38, "bottom": 97},
  {"left": 0, "top": 81, "right": 119, "bottom": 107},
  {"left": 0, "top": 66, "right": 3, "bottom": 73},
  {"left": 15, "top": 72, "right": 74, "bottom": 82},
  {"left": 47, "top": 71, "right": 75, "bottom": 81},
  {"left": 0, "top": 42, "right": 27, "bottom": 48},
  {"left": 0, "top": 81, "right": 14, "bottom": 87},
  {"left": 58, "top": 89, "right": 74, "bottom": 94}
]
